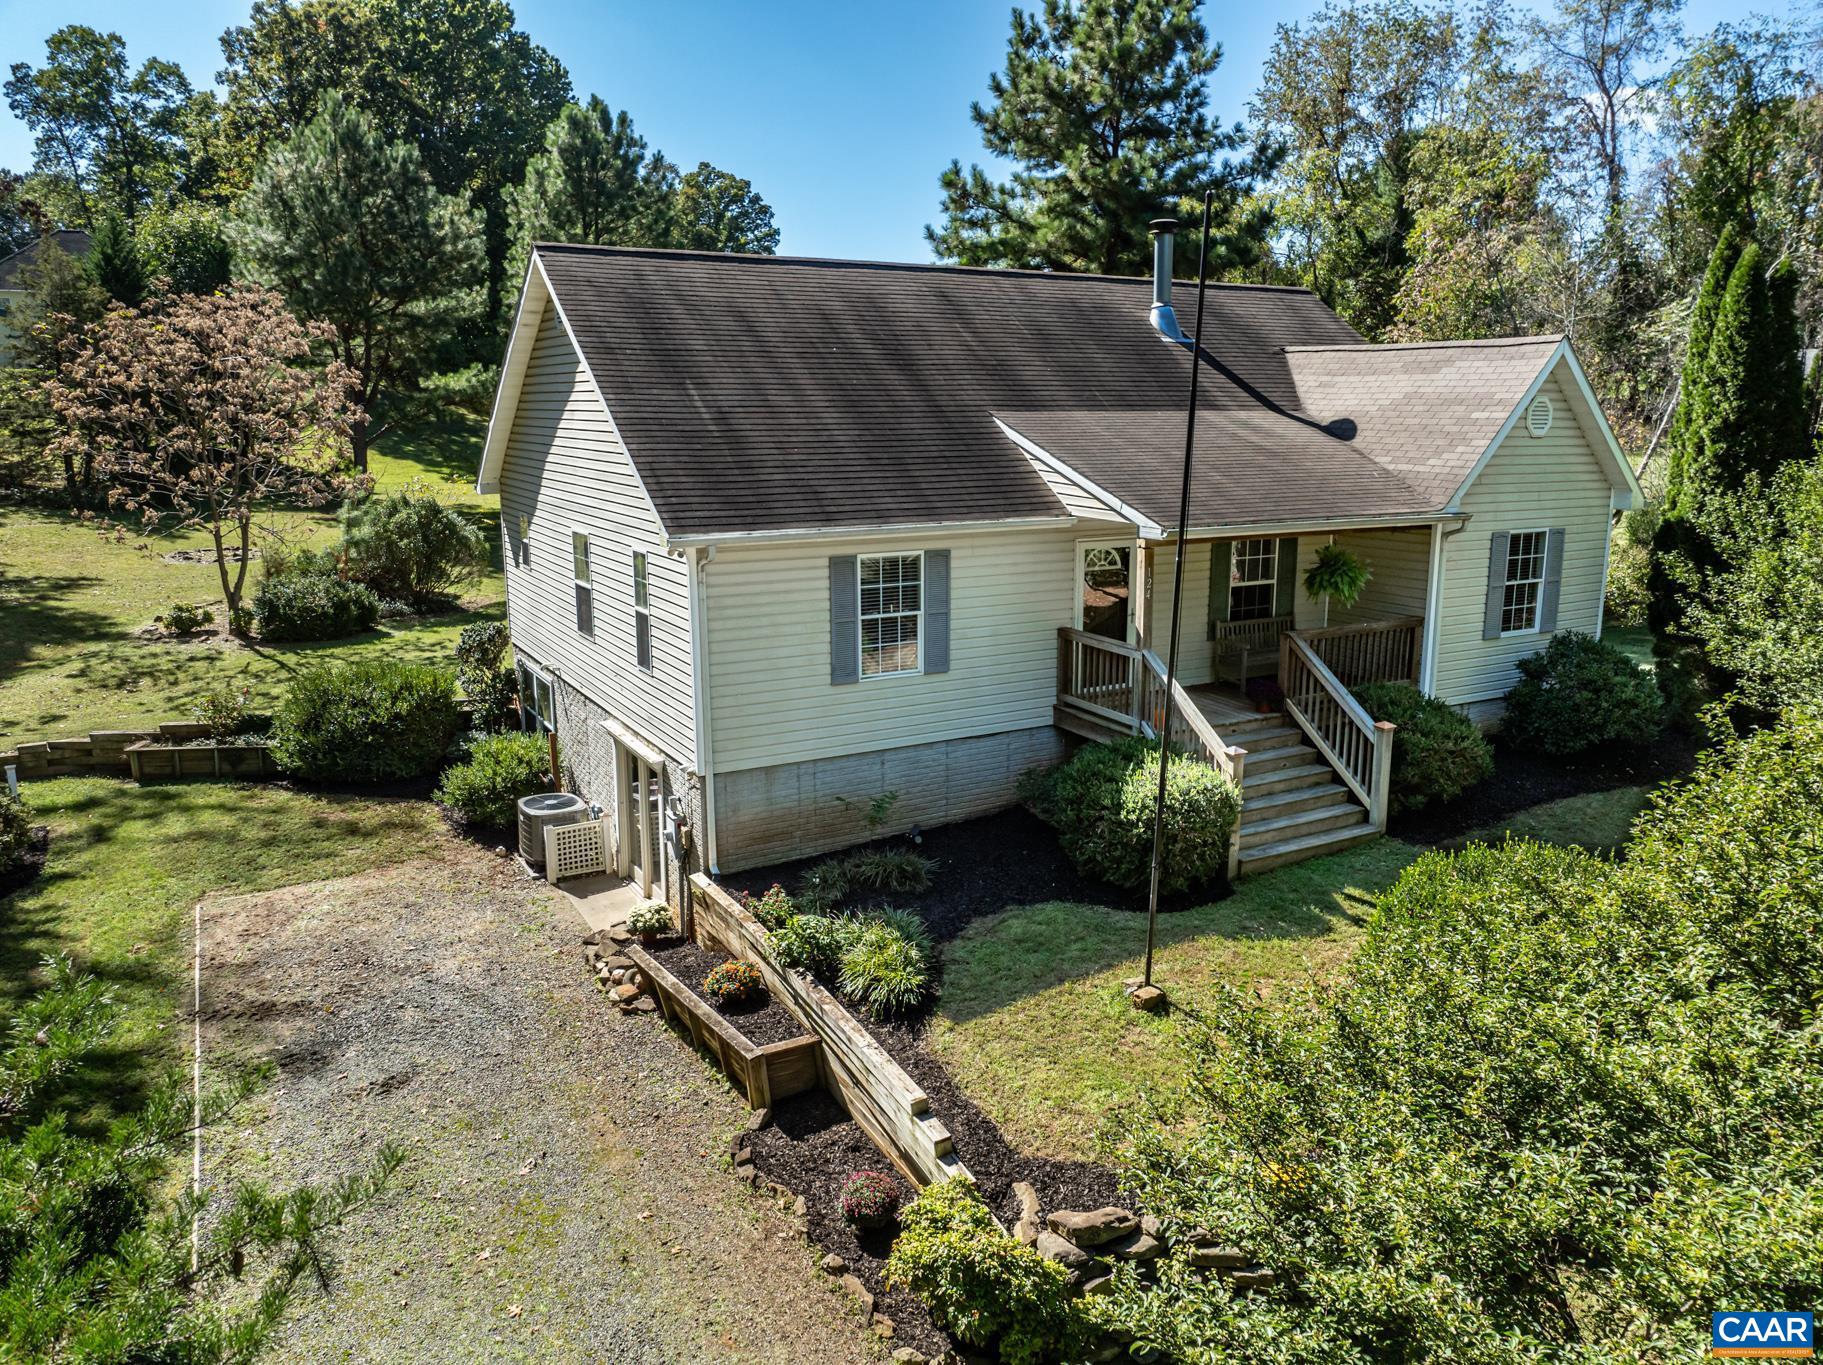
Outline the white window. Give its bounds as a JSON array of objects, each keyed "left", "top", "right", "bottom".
[
  {"left": 632, "top": 550, "right": 652, "bottom": 671},
  {"left": 859, "top": 552, "right": 922, "bottom": 677},
  {"left": 572, "top": 532, "right": 593, "bottom": 633},
  {"left": 517, "top": 661, "right": 555, "bottom": 734},
  {"left": 1500, "top": 530, "right": 1549, "bottom": 634},
  {"left": 1228, "top": 538, "right": 1278, "bottom": 622}
]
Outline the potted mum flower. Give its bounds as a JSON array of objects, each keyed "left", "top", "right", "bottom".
[
  {"left": 839, "top": 1170, "right": 903, "bottom": 1231},
  {"left": 627, "top": 899, "right": 674, "bottom": 944}
]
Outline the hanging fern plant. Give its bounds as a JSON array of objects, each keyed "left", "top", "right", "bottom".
[{"left": 1304, "top": 544, "right": 1372, "bottom": 608}]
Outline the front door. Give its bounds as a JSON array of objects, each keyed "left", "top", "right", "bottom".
[{"left": 1076, "top": 542, "right": 1135, "bottom": 642}]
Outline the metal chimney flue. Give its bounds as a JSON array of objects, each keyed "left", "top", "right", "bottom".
[{"left": 1148, "top": 218, "right": 1186, "bottom": 343}]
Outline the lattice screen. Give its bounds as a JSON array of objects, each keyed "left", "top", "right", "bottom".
[{"left": 544, "top": 818, "right": 610, "bottom": 881}]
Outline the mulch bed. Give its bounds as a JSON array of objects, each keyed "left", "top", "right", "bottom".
[
  {"left": 1392, "top": 727, "right": 1705, "bottom": 846},
  {"left": 728, "top": 805, "right": 1228, "bottom": 944},
  {"left": 642, "top": 935, "right": 809, "bottom": 1047},
  {"left": 751, "top": 1090, "right": 950, "bottom": 1359},
  {"left": 0, "top": 828, "right": 50, "bottom": 901}
]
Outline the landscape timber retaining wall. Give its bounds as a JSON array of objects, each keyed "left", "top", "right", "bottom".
[
  {"left": 623, "top": 939, "right": 820, "bottom": 1110},
  {"left": 690, "top": 873, "right": 972, "bottom": 1189},
  {"left": 2, "top": 721, "right": 214, "bottom": 778},
  {"left": 126, "top": 740, "right": 280, "bottom": 783}
]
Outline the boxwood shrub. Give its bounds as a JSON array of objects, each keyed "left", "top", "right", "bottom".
[
  {"left": 886, "top": 1178, "right": 1087, "bottom": 1364},
  {"left": 1504, "top": 630, "right": 1665, "bottom": 755},
  {"left": 253, "top": 572, "right": 380, "bottom": 642},
  {"left": 1026, "top": 738, "right": 1240, "bottom": 892},
  {"left": 433, "top": 731, "right": 550, "bottom": 829},
  {"left": 1353, "top": 680, "right": 1494, "bottom": 813},
  {"left": 270, "top": 660, "right": 461, "bottom": 783},
  {"left": 0, "top": 795, "right": 34, "bottom": 874}
]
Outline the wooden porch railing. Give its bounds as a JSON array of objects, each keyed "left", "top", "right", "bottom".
[
  {"left": 1057, "top": 627, "right": 1250, "bottom": 876},
  {"left": 1294, "top": 615, "right": 1423, "bottom": 687},
  {"left": 1278, "top": 632, "right": 1395, "bottom": 830}
]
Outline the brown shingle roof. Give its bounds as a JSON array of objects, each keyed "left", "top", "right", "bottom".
[
  {"left": 0, "top": 229, "right": 92, "bottom": 291},
  {"left": 533, "top": 245, "right": 1365, "bottom": 538},
  {"left": 527, "top": 246, "right": 1567, "bottom": 538},
  {"left": 1284, "top": 336, "right": 1564, "bottom": 507}
]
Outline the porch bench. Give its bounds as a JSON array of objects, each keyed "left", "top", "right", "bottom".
[{"left": 1210, "top": 614, "right": 1293, "bottom": 686}]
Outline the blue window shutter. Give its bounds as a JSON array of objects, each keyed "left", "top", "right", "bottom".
[
  {"left": 1273, "top": 537, "right": 1299, "bottom": 617},
  {"left": 1483, "top": 532, "right": 1510, "bottom": 639},
  {"left": 924, "top": 549, "right": 950, "bottom": 674},
  {"left": 1538, "top": 528, "right": 1566, "bottom": 631},
  {"left": 1206, "top": 540, "right": 1232, "bottom": 639},
  {"left": 830, "top": 555, "right": 859, "bottom": 685}
]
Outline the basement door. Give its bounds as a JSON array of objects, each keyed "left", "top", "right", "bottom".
[{"left": 610, "top": 731, "right": 666, "bottom": 902}]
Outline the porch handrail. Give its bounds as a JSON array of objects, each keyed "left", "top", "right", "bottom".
[
  {"left": 1292, "top": 614, "right": 1423, "bottom": 687},
  {"left": 1278, "top": 631, "right": 1396, "bottom": 830},
  {"left": 1057, "top": 627, "right": 1251, "bottom": 877}
]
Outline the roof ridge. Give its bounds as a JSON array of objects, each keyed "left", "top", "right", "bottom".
[
  {"left": 533, "top": 240, "right": 1324, "bottom": 296},
  {"left": 1284, "top": 335, "right": 1563, "bottom": 353}
]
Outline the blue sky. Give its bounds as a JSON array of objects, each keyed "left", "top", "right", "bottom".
[{"left": 0, "top": 0, "right": 1782, "bottom": 262}]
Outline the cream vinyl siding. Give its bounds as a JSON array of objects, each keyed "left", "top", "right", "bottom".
[
  {"left": 1143, "top": 538, "right": 1326, "bottom": 687},
  {"left": 1329, "top": 527, "right": 1432, "bottom": 624},
  {"left": 1432, "top": 367, "right": 1614, "bottom": 705},
  {"left": 705, "top": 527, "right": 1079, "bottom": 773},
  {"left": 497, "top": 306, "right": 696, "bottom": 766}
]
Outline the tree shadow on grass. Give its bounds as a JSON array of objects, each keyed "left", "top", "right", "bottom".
[
  {"left": 930, "top": 838, "right": 1423, "bottom": 1028},
  {"left": 0, "top": 569, "right": 116, "bottom": 688}
]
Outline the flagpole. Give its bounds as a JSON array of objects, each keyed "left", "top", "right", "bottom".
[{"left": 1138, "top": 188, "right": 1216, "bottom": 1005}]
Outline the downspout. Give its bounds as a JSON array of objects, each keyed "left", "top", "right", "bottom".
[
  {"left": 687, "top": 546, "right": 720, "bottom": 874},
  {"left": 1419, "top": 519, "right": 1468, "bottom": 695}
]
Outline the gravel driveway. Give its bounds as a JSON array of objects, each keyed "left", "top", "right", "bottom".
[{"left": 199, "top": 837, "right": 872, "bottom": 1363}]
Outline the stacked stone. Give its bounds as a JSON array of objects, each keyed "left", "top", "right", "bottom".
[
  {"left": 1019, "top": 1183, "right": 1276, "bottom": 1297},
  {"left": 581, "top": 929, "right": 657, "bottom": 1013}
]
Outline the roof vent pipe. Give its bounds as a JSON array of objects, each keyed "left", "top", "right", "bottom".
[{"left": 1149, "top": 218, "right": 1186, "bottom": 344}]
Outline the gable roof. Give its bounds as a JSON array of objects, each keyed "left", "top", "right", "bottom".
[
  {"left": 480, "top": 245, "right": 1636, "bottom": 541},
  {"left": 0, "top": 230, "right": 92, "bottom": 291}
]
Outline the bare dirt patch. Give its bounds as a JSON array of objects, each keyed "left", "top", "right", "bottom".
[{"left": 199, "top": 840, "right": 871, "bottom": 1363}]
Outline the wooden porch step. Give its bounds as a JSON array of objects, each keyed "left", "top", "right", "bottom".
[
  {"left": 1238, "top": 800, "right": 1367, "bottom": 849},
  {"left": 1240, "top": 762, "right": 1334, "bottom": 797},
  {"left": 1241, "top": 740, "right": 1318, "bottom": 776},
  {"left": 1240, "top": 781, "right": 1353, "bottom": 821},
  {"left": 1229, "top": 724, "right": 1299, "bottom": 750},
  {"left": 1239, "top": 823, "right": 1382, "bottom": 875}
]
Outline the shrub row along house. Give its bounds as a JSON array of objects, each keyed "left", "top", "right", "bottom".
[{"left": 479, "top": 222, "right": 1641, "bottom": 897}]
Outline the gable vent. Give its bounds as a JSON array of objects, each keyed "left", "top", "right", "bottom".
[{"left": 1526, "top": 395, "right": 1554, "bottom": 437}]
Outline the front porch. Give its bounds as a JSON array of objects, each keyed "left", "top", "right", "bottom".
[{"left": 1059, "top": 527, "right": 1435, "bottom": 877}]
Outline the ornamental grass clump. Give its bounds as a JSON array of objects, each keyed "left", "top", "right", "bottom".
[
  {"left": 1025, "top": 738, "right": 1240, "bottom": 892},
  {"left": 839, "top": 1170, "right": 902, "bottom": 1229},
  {"left": 702, "top": 960, "right": 766, "bottom": 1009},
  {"left": 836, "top": 909, "right": 934, "bottom": 1016},
  {"left": 886, "top": 1178, "right": 1087, "bottom": 1365}
]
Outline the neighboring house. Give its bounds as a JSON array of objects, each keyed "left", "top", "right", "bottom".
[
  {"left": 0, "top": 230, "right": 92, "bottom": 359},
  {"left": 479, "top": 224, "right": 1640, "bottom": 900}
]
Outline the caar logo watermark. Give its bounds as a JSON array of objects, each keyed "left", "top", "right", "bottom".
[{"left": 1713, "top": 1312, "right": 1814, "bottom": 1358}]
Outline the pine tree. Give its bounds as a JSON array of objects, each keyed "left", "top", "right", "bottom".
[
  {"left": 234, "top": 92, "right": 484, "bottom": 470},
  {"left": 505, "top": 97, "right": 676, "bottom": 281},
  {"left": 1690, "top": 242, "right": 1808, "bottom": 495},
  {"left": 85, "top": 212, "right": 148, "bottom": 307},
  {"left": 1662, "top": 225, "right": 1741, "bottom": 517},
  {"left": 927, "top": 0, "right": 1273, "bottom": 276}
]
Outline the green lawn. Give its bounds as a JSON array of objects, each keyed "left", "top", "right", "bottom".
[
  {"left": 1605, "top": 623, "right": 1655, "bottom": 670},
  {"left": 930, "top": 787, "right": 1656, "bottom": 1162},
  {"left": 0, "top": 778, "right": 440, "bottom": 1123},
  {"left": 0, "top": 414, "right": 503, "bottom": 748}
]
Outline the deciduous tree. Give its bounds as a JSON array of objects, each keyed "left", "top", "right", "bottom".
[
  {"left": 46, "top": 287, "right": 362, "bottom": 624},
  {"left": 3, "top": 26, "right": 193, "bottom": 225},
  {"left": 233, "top": 92, "right": 485, "bottom": 470},
  {"left": 672, "top": 162, "right": 780, "bottom": 255},
  {"left": 928, "top": 0, "right": 1273, "bottom": 276}
]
